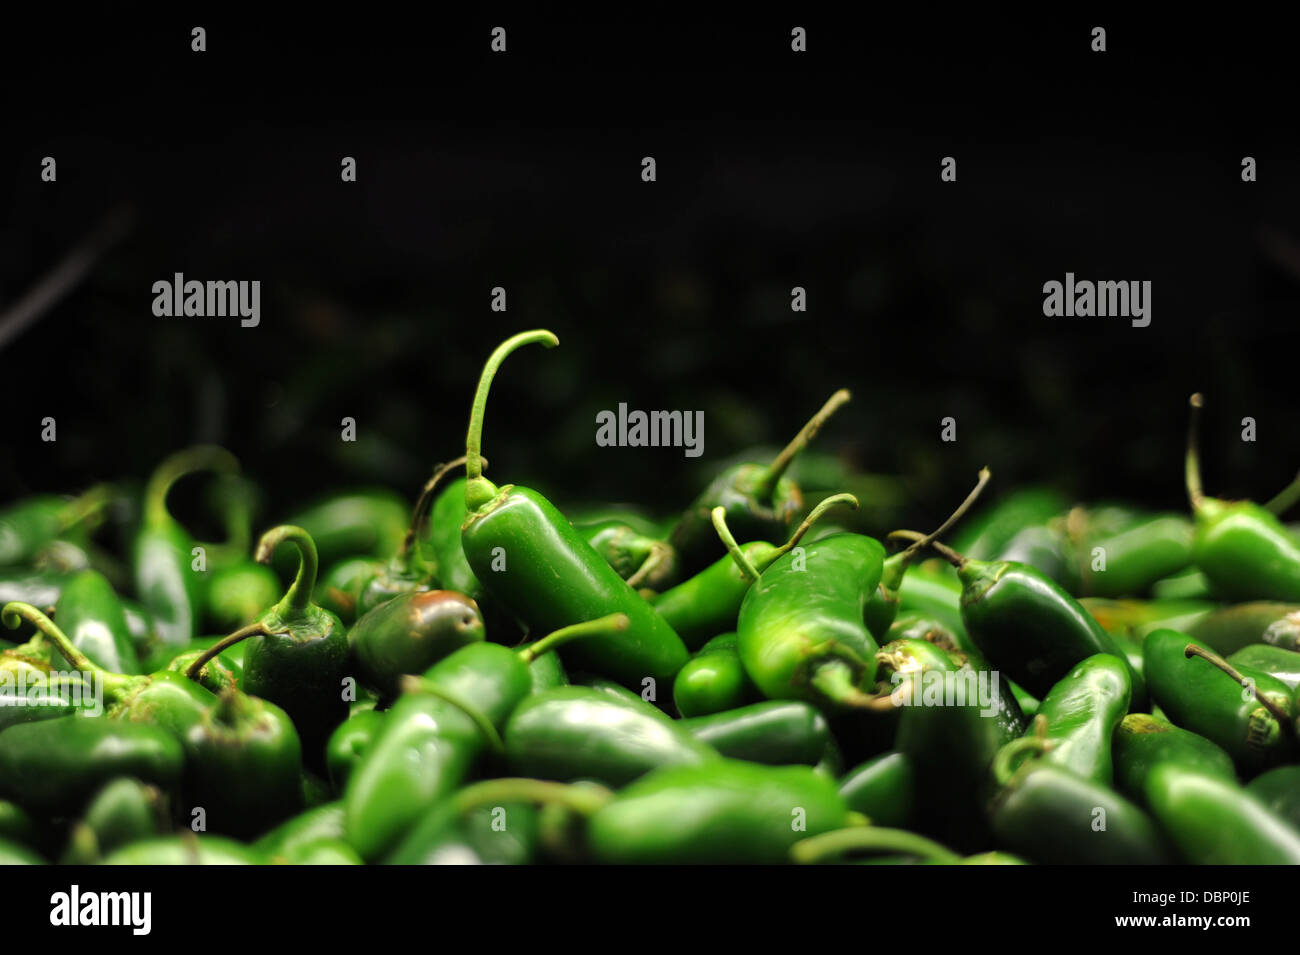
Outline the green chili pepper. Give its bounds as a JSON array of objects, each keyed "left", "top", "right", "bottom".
[
  {"left": 654, "top": 492, "right": 857, "bottom": 652},
  {"left": 277, "top": 837, "right": 362, "bottom": 864},
  {"left": 386, "top": 799, "right": 540, "bottom": 865},
  {"left": 459, "top": 331, "right": 689, "bottom": 691},
  {"left": 1145, "top": 764, "right": 1300, "bottom": 863},
  {"left": 355, "top": 456, "right": 472, "bottom": 618},
  {"left": 1188, "top": 602, "right": 1300, "bottom": 655},
  {"left": 1245, "top": 765, "right": 1300, "bottom": 833},
  {"left": 349, "top": 590, "right": 485, "bottom": 698},
  {"left": 54, "top": 569, "right": 139, "bottom": 674},
  {"left": 736, "top": 531, "right": 886, "bottom": 710},
  {"left": 253, "top": 801, "right": 346, "bottom": 861},
  {"left": 949, "top": 486, "right": 1070, "bottom": 560},
  {"left": 916, "top": 536, "right": 1143, "bottom": 703},
  {"left": 428, "top": 478, "right": 482, "bottom": 601},
  {"left": 1185, "top": 393, "right": 1300, "bottom": 601},
  {"left": 0, "top": 486, "right": 111, "bottom": 567},
  {"left": 1030, "top": 653, "right": 1131, "bottom": 786},
  {"left": 204, "top": 561, "right": 281, "bottom": 634},
  {"left": 878, "top": 636, "right": 1025, "bottom": 850},
  {"left": 1081, "top": 596, "right": 1215, "bottom": 642},
  {"left": 517, "top": 637, "right": 569, "bottom": 694},
  {"left": 837, "top": 751, "right": 914, "bottom": 829},
  {"left": 588, "top": 760, "right": 849, "bottom": 864},
  {"left": 0, "top": 572, "right": 63, "bottom": 618},
  {"left": 325, "top": 707, "right": 386, "bottom": 791},
  {"left": 505, "top": 684, "right": 716, "bottom": 787},
  {"left": 672, "top": 632, "right": 758, "bottom": 717},
  {"left": 60, "top": 778, "right": 169, "bottom": 864},
  {"left": 183, "top": 687, "right": 303, "bottom": 838},
  {"left": 164, "top": 639, "right": 242, "bottom": 695},
  {"left": 281, "top": 490, "right": 409, "bottom": 572},
  {"left": 0, "top": 839, "right": 43, "bottom": 864},
  {"left": 1152, "top": 565, "right": 1214, "bottom": 600},
  {"left": 668, "top": 390, "right": 851, "bottom": 577},
  {"left": 1075, "top": 513, "right": 1194, "bottom": 598},
  {"left": 681, "top": 700, "right": 828, "bottom": 766},
  {"left": 576, "top": 519, "right": 678, "bottom": 591},
  {"left": 315, "top": 557, "right": 382, "bottom": 626},
  {"left": 998, "top": 522, "right": 1080, "bottom": 593},
  {"left": 0, "top": 715, "right": 184, "bottom": 816},
  {"left": 187, "top": 525, "right": 350, "bottom": 759},
  {"left": 986, "top": 727, "right": 1170, "bottom": 864},
  {"left": 1143, "top": 628, "right": 1295, "bottom": 773},
  {"left": 1226, "top": 644, "right": 1300, "bottom": 689},
  {"left": 102, "top": 833, "right": 262, "bottom": 864},
  {"left": 344, "top": 613, "right": 627, "bottom": 859},
  {"left": 133, "top": 446, "right": 240, "bottom": 646},
  {"left": 1112, "top": 713, "right": 1237, "bottom": 808},
  {"left": 866, "top": 469, "right": 990, "bottom": 640}
]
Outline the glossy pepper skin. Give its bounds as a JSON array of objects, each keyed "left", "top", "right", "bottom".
[
  {"left": 737, "top": 533, "right": 886, "bottom": 709},
  {"left": 0, "top": 486, "right": 110, "bottom": 567},
  {"left": 315, "top": 557, "right": 382, "bottom": 626},
  {"left": 672, "top": 632, "right": 757, "bottom": 717},
  {"left": 837, "top": 751, "right": 914, "bottom": 829},
  {"left": 133, "top": 446, "right": 240, "bottom": 646},
  {"left": 325, "top": 708, "right": 386, "bottom": 791},
  {"left": 668, "top": 390, "right": 850, "bottom": 577},
  {"left": 1245, "top": 765, "right": 1300, "bottom": 832},
  {"left": 1145, "top": 764, "right": 1300, "bottom": 864},
  {"left": 60, "top": 778, "right": 168, "bottom": 864},
  {"left": 1188, "top": 602, "right": 1300, "bottom": 655},
  {"left": 349, "top": 590, "right": 485, "bottom": 698},
  {"left": 682, "top": 700, "right": 828, "bottom": 766},
  {"left": 948, "top": 486, "right": 1068, "bottom": 561},
  {"left": 345, "top": 616, "right": 625, "bottom": 860},
  {"left": 103, "top": 834, "right": 262, "bottom": 865},
  {"left": 1143, "top": 628, "right": 1295, "bottom": 774},
  {"left": 182, "top": 688, "right": 303, "bottom": 839},
  {"left": 926, "top": 538, "right": 1143, "bottom": 703},
  {"left": 505, "top": 685, "right": 715, "bottom": 787},
  {"left": 1226, "top": 644, "right": 1300, "bottom": 689},
  {"left": 0, "top": 716, "right": 184, "bottom": 816},
  {"left": 253, "top": 801, "right": 346, "bottom": 861},
  {"left": 55, "top": 570, "right": 140, "bottom": 674},
  {"left": 1112, "top": 713, "right": 1237, "bottom": 808},
  {"left": 428, "top": 478, "right": 484, "bottom": 602},
  {"left": 588, "top": 759, "right": 848, "bottom": 864},
  {"left": 386, "top": 800, "right": 540, "bottom": 865},
  {"left": 204, "top": 561, "right": 280, "bottom": 634},
  {"left": 1031, "top": 653, "right": 1131, "bottom": 786},
  {"left": 1185, "top": 393, "right": 1300, "bottom": 601},
  {"left": 1075, "top": 514, "right": 1194, "bottom": 598},
  {"left": 460, "top": 331, "right": 689, "bottom": 691},
  {"left": 280, "top": 490, "right": 409, "bottom": 572},
  {"left": 517, "top": 638, "right": 569, "bottom": 694},
  {"left": 988, "top": 760, "right": 1170, "bottom": 865},
  {"left": 577, "top": 519, "right": 678, "bottom": 591}
]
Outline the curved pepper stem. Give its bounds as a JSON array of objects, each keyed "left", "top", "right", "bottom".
[
  {"left": 183, "top": 621, "right": 270, "bottom": 681},
  {"left": 464, "top": 330, "right": 560, "bottom": 511},
  {"left": 61, "top": 483, "right": 115, "bottom": 532},
  {"left": 754, "top": 389, "right": 852, "bottom": 502},
  {"left": 143, "top": 445, "right": 240, "bottom": 528},
  {"left": 2, "top": 601, "right": 95, "bottom": 673},
  {"left": 808, "top": 659, "right": 894, "bottom": 711},
  {"left": 401, "top": 455, "right": 478, "bottom": 560},
  {"left": 791, "top": 825, "right": 963, "bottom": 865},
  {"left": 766, "top": 492, "right": 860, "bottom": 566},
  {"left": 712, "top": 507, "right": 760, "bottom": 582},
  {"left": 397, "top": 675, "right": 506, "bottom": 755},
  {"left": 992, "top": 716, "right": 1053, "bottom": 787},
  {"left": 1185, "top": 393, "right": 1206, "bottom": 512},
  {"left": 255, "top": 524, "right": 319, "bottom": 616},
  {"left": 624, "top": 541, "right": 671, "bottom": 589},
  {"left": 888, "top": 530, "right": 968, "bottom": 570},
  {"left": 898, "top": 468, "right": 991, "bottom": 565},
  {"left": 1265, "top": 467, "right": 1300, "bottom": 518},
  {"left": 1184, "top": 643, "right": 1294, "bottom": 730},
  {"left": 450, "top": 777, "right": 613, "bottom": 818},
  {"left": 517, "top": 612, "right": 631, "bottom": 663}
]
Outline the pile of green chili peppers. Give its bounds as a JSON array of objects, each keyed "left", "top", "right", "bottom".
[{"left": 4, "top": 342, "right": 1300, "bottom": 866}]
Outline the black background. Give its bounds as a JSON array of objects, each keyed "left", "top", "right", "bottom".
[{"left": 3, "top": 12, "right": 1297, "bottom": 535}]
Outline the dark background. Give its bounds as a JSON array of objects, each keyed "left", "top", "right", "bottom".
[{"left": 2, "top": 12, "right": 1297, "bottom": 535}]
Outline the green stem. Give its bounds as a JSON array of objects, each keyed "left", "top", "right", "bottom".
[
  {"left": 624, "top": 544, "right": 668, "bottom": 589},
  {"left": 143, "top": 446, "right": 240, "bottom": 528},
  {"left": 809, "top": 660, "right": 894, "bottom": 711},
  {"left": 1265, "top": 468, "right": 1300, "bottom": 517},
  {"left": 517, "top": 612, "right": 631, "bottom": 663},
  {"left": 791, "top": 826, "right": 962, "bottom": 865},
  {"left": 762, "top": 492, "right": 860, "bottom": 569},
  {"left": 754, "top": 389, "right": 852, "bottom": 501},
  {"left": 712, "top": 507, "right": 760, "bottom": 582},
  {"left": 898, "top": 467, "right": 991, "bottom": 564},
  {"left": 465, "top": 330, "right": 559, "bottom": 511},
  {"left": 398, "top": 676, "right": 505, "bottom": 755},
  {"left": 60, "top": 483, "right": 114, "bottom": 531},
  {"left": 184, "top": 622, "right": 269, "bottom": 681},
  {"left": 451, "top": 777, "right": 613, "bottom": 818},
  {"left": 401, "top": 455, "right": 476, "bottom": 560},
  {"left": 255, "top": 525, "right": 319, "bottom": 615},
  {"left": 1184, "top": 643, "right": 1293, "bottom": 729},
  {"left": 1186, "top": 393, "right": 1206, "bottom": 512},
  {"left": 992, "top": 733, "right": 1052, "bottom": 787},
  {"left": 2, "top": 601, "right": 96, "bottom": 673},
  {"left": 888, "top": 530, "right": 968, "bottom": 569}
]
